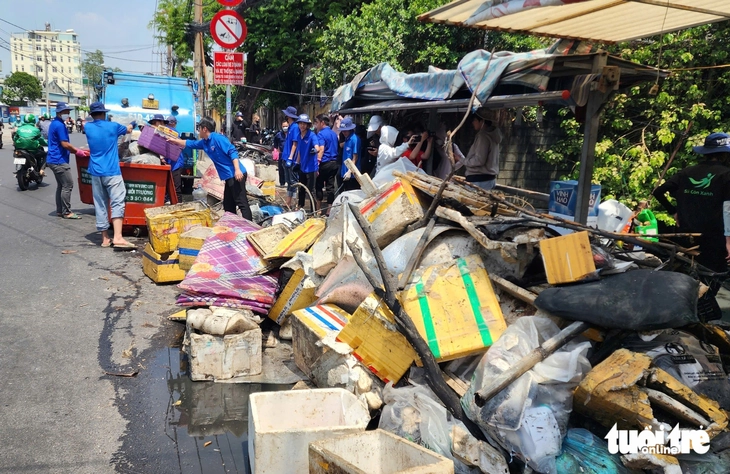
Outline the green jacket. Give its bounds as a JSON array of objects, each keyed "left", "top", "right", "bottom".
[{"left": 13, "top": 123, "right": 47, "bottom": 152}]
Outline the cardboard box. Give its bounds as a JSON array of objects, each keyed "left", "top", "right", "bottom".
[
  {"left": 291, "top": 304, "right": 350, "bottom": 376},
  {"left": 358, "top": 179, "right": 424, "bottom": 248},
  {"left": 399, "top": 255, "right": 507, "bottom": 362},
  {"left": 268, "top": 268, "right": 319, "bottom": 325},
  {"left": 144, "top": 201, "right": 213, "bottom": 254},
  {"left": 142, "top": 242, "right": 187, "bottom": 283},
  {"left": 549, "top": 180, "right": 601, "bottom": 217},
  {"left": 337, "top": 293, "right": 419, "bottom": 384},
  {"left": 538, "top": 231, "right": 596, "bottom": 285},
  {"left": 178, "top": 226, "right": 214, "bottom": 271},
  {"left": 186, "top": 324, "right": 263, "bottom": 381}
]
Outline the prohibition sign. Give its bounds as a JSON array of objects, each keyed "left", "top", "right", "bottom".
[
  {"left": 217, "top": 0, "right": 243, "bottom": 6},
  {"left": 210, "top": 10, "right": 248, "bottom": 49}
]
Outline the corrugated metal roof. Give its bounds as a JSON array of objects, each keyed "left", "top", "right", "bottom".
[{"left": 419, "top": 0, "right": 730, "bottom": 43}]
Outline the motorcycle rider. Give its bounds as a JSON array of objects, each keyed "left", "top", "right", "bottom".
[
  {"left": 75, "top": 116, "right": 83, "bottom": 133},
  {"left": 38, "top": 113, "right": 52, "bottom": 140},
  {"left": 13, "top": 113, "right": 48, "bottom": 174},
  {"left": 0, "top": 119, "right": 4, "bottom": 149},
  {"left": 65, "top": 115, "right": 75, "bottom": 133}
]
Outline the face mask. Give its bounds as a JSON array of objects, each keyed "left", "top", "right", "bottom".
[
  {"left": 282, "top": 127, "right": 288, "bottom": 132},
  {"left": 61, "top": 114, "right": 69, "bottom": 120}
]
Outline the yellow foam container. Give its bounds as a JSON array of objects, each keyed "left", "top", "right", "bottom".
[
  {"left": 268, "top": 268, "right": 319, "bottom": 325},
  {"left": 145, "top": 201, "right": 213, "bottom": 254},
  {"left": 178, "top": 226, "right": 214, "bottom": 271},
  {"left": 400, "top": 254, "right": 507, "bottom": 362},
  {"left": 337, "top": 293, "right": 418, "bottom": 384},
  {"left": 264, "top": 218, "right": 326, "bottom": 260},
  {"left": 539, "top": 230, "right": 596, "bottom": 284},
  {"left": 358, "top": 178, "right": 424, "bottom": 248},
  {"left": 142, "top": 242, "right": 187, "bottom": 283},
  {"left": 261, "top": 181, "right": 276, "bottom": 197}
]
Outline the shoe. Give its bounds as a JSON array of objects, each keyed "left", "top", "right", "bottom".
[
  {"left": 101, "top": 242, "right": 113, "bottom": 248},
  {"left": 62, "top": 213, "right": 82, "bottom": 219},
  {"left": 112, "top": 242, "right": 137, "bottom": 251}
]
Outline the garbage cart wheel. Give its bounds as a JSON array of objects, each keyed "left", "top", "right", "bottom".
[{"left": 133, "top": 227, "right": 143, "bottom": 237}]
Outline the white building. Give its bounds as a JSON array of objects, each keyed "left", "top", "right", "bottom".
[{"left": 9, "top": 23, "right": 84, "bottom": 97}]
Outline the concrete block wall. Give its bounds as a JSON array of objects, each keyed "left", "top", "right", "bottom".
[{"left": 496, "top": 122, "right": 574, "bottom": 193}]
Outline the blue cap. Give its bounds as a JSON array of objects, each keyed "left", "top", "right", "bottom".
[
  {"left": 55, "top": 102, "right": 71, "bottom": 114},
  {"left": 236, "top": 111, "right": 243, "bottom": 117},
  {"left": 282, "top": 106, "right": 298, "bottom": 119},
  {"left": 148, "top": 113, "right": 166, "bottom": 123},
  {"left": 89, "top": 102, "right": 110, "bottom": 114},
  {"left": 694, "top": 132, "right": 730, "bottom": 155},
  {"left": 339, "top": 117, "right": 356, "bottom": 131},
  {"left": 166, "top": 115, "right": 177, "bottom": 124},
  {"left": 296, "top": 114, "right": 312, "bottom": 124}
]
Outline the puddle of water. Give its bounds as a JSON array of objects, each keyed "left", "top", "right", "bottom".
[{"left": 126, "top": 345, "right": 290, "bottom": 474}]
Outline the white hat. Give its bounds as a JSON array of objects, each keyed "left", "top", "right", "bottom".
[{"left": 366, "top": 115, "right": 384, "bottom": 138}]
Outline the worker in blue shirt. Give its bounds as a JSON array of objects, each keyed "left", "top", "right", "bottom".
[
  {"left": 47, "top": 102, "right": 82, "bottom": 219},
  {"left": 281, "top": 106, "right": 299, "bottom": 208},
  {"left": 165, "top": 115, "right": 185, "bottom": 203},
  {"left": 337, "top": 117, "right": 361, "bottom": 194},
  {"left": 83, "top": 102, "right": 135, "bottom": 249},
  {"left": 168, "top": 116, "right": 252, "bottom": 220},
  {"left": 314, "top": 114, "right": 340, "bottom": 211},
  {"left": 290, "top": 114, "right": 320, "bottom": 212}
]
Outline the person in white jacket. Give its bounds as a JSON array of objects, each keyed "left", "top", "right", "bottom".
[{"left": 375, "top": 125, "right": 409, "bottom": 176}]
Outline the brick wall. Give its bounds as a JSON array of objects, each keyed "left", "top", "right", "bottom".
[{"left": 496, "top": 122, "right": 573, "bottom": 193}]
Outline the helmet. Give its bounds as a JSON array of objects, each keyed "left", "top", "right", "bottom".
[
  {"left": 43, "top": 113, "right": 50, "bottom": 120},
  {"left": 23, "top": 114, "right": 36, "bottom": 124}
]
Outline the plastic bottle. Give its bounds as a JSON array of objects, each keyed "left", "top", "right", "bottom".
[{"left": 635, "top": 209, "right": 659, "bottom": 242}]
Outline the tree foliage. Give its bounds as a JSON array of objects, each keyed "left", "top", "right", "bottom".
[
  {"left": 540, "top": 23, "right": 730, "bottom": 222},
  {"left": 81, "top": 50, "right": 106, "bottom": 86},
  {"left": 2, "top": 71, "right": 42, "bottom": 104}
]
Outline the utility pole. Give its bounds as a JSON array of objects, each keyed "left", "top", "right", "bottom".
[
  {"left": 193, "top": 0, "right": 205, "bottom": 116},
  {"left": 44, "top": 47, "right": 50, "bottom": 114}
]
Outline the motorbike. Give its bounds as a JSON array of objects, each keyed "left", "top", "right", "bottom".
[
  {"left": 14, "top": 147, "right": 46, "bottom": 191},
  {"left": 0, "top": 126, "right": 3, "bottom": 150},
  {"left": 234, "top": 139, "right": 274, "bottom": 164},
  {"left": 66, "top": 121, "right": 74, "bottom": 134},
  {"left": 75, "top": 121, "right": 82, "bottom": 133}
]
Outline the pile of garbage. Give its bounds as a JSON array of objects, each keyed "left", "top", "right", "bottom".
[{"left": 142, "top": 158, "right": 730, "bottom": 474}]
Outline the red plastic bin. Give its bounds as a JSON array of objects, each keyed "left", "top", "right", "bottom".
[{"left": 75, "top": 155, "right": 178, "bottom": 228}]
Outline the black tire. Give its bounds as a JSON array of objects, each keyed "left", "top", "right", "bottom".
[{"left": 17, "top": 170, "right": 29, "bottom": 191}]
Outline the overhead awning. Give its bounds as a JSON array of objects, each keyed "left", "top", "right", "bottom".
[{"left": 419, "top": 0, "right": 730, "bottom": 43}]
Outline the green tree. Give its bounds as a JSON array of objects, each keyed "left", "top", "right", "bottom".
[
  {"left": 81, "top": 50, "right": 106, "bottom": 86},
  {"left": 540, "top": 23, "right": 730, "bottom": 223},
  {"left": 2, "top": 71, "right": 42, "bottom": 104}
]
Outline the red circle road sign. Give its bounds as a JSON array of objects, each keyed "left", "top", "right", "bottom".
[
  {"left": 217, "top": 0, "right": 243, "bottom": 6},
  {"left": 210, "top": 10, "right": 248, "bottom": 49}
]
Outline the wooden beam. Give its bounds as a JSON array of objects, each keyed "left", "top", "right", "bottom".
[{"left": 628, "top": 0, "right": 730, "bottom": 19}]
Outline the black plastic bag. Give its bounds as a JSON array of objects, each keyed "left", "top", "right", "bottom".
[{"left": 534, "top": 270, "right": 698, "bottom": 330}]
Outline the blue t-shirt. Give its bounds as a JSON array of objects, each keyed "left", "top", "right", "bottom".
[
  {"left": 47, "top": 117, "right": 70, "bottom": 165},
  {"left": 341, "top": 133, "right": 361, "bottom": 177},
  {"left": 165, "top": 127, "right": 185, "bottom": 172},
  {"left": 186, "top": 132, "right": 239, "bottom": 181},
  {"left": 317, "top": 126, "right": 339, "bottom": 164},
  {"left": 293, "top": 129, "right": 320, "bottom": 174},
  {"left": 282, "top": 124, "right": 298, "bottom": 167},
  {"left": 85, "top": 120, "right": 128, "bottom": 177}
]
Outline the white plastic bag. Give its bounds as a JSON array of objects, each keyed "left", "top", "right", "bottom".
[{"left": 462, "top": 316, "right": 591, "bottom": 474}]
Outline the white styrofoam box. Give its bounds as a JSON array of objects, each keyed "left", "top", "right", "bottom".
[
  {"left": 309, "top": 429, "right": 454, "bottom": 474},
  {"left": 187, "top": 326, "right": 262, "bottom": 381},
  {"left": 597, "top": 199, "right": 633, "bottom": 233},
  {"left": 248, "top": 388, "right": 370, "bottom": 474},
  {"left": 254, "top": 163, "right": 278, "bottom": 182}
]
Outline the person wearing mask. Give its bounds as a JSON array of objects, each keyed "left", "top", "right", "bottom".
[
  {"left": 231, "top": 112, "right": 246, "bottom": 142},
  {"left": 290, "top": 114, "right": 320, "bottom": 211},
  {"left": 375, "top": 125, "right": 409, "bottom": 176},
  {"left": 362, "top": 115, "right": 384, "bottom": 176},
  {"left": 314, "top": 114, "right": 339, "bottom": 211},
  {"left": 281, "top": 106, "right": 300, "bottom": 208},
  {"left": 653, "top": 132, "right": 730, "bottom": 320},
  {"left": 168, "top": 117, "right": 252, "bottom": 219},
  {"left": 337, "top": 117, "right": 360, "bottom": 193},
  {"left": 46, "top": 103, "right": 82, "bottom": 219},
  {"left": 165, "top": 115, "right": 185, "bottom": 203},
  {"left": 83, "top": 102, "right": 135, "bottom": 248},
  {"left": 273, "top": 120, "right": 289, "bottom": 190},
  {"left": 38, "top": 113, "right": 51, "bottom": 139},
  {"left": 456, "top": 108, "right": 503, "bottom": 191}
]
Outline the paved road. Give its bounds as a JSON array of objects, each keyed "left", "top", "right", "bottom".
[{"left": 0, "top": 131, "right": 181, "bottom": 473}]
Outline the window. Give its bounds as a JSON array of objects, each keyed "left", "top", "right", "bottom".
[
  {"left": 67, "top": 46, "right": 70, "bottom": 52},
  {"left": 52, "top": 56, "right": 56, "bottom": 62},
  {"left": 14, "top": 55, "right": 17, "bottom": 60},
  {"left": 51, "top": 45, "right": 56, "bottom": 51},
  {"left": 60, "top": 67, "right": 64, "bottom": 73},
  {"left": 37, "top": 56, "right": 42, "bottom": 62},
  {"left": 52, "top": 66, "right": 57, "bottom": 73},
  {"left": 21, "top": 65, "right": 25, "bottom": 71},
  {"left": 15, "top": 65, "right": 18, "bottom": 71},
  {"left": 36, "top": 45, "right": 41, "bottom": 51}
]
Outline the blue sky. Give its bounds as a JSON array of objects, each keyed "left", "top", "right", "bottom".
[{"left": 0, "top": 0, "right": 163, "bottom": 76}]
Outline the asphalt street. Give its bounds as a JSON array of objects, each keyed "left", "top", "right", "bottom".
[{"left": 0, "top": 130, "right": 184, "bottom": 473}]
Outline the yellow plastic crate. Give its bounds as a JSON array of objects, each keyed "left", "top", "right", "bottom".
[
  {"left": 400, "top": 254, "right": 507, "bottom": 362},
  {"left": 268, "top": 268, "right": 318, "bottom": 325},
  {"left": 144, "top": 201, "right": 213, "bottom": 254},
  {"left": 264, "top": 218, "right": 326, "bottom": 260},
  {"left": 336, "top": 293, "right": 418, "bottom": 384},
  {"left": 178, "top": 226, "right": 214, "bottom": 271},
  {"left": 142, "top": 242, "right": 187, "bottom": 283}
]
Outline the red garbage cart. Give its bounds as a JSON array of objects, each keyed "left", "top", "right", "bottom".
[{"left": 76, "top": 155, "right": 179, "bottom": 235}]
